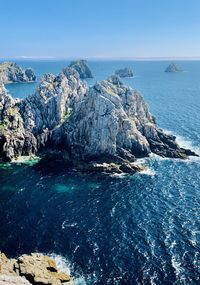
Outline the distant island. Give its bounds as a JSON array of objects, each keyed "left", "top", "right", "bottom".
[
  {"left": 69, "top": 59, "right": 93, "bottom": 79},
  {"left": 165, "top": 63, "right": 183, "bottom": 72},
  {"left": 0, "top": 62, "right": 197, "bottom": 174},
  {"left": 115, "top": 67, "right": 133, "bottom": 77},
  {"left": 0, "top": 62, "right": 36, "bottom": 83}
]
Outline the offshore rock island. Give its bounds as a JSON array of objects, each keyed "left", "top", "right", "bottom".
[
  {"left": 0, "top": 65, "right": 197, "bottom": 173},
  {"left": 0, "top": 62, "right": 36, "bottom": 83}
]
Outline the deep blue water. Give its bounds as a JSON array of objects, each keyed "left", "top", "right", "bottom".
[{"left": 0, "top": 60, "right": 200, "bottom": 284}]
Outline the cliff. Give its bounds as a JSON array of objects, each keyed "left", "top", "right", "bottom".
[
  {"left": 0, "top": 252, "right": 73, "bottom": 285},
  {"left": 0, "top": 68, "right": 197, "bottom": 173},
  {"left": 0, "top": 62, "right": 36, "bottom": 83}
]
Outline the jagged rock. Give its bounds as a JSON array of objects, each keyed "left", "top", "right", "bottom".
[
  {"left": 0, "top": 252, "right": 73, "bottom": 285},
  {"left": 0, "top": 68, "right": 198, "bottom": 172},
  {"left": 0, "top": 82, "right": 37, "bottom": 161},
  {"left": 165, "top": 63, "right": 183, "bottom": 72},
  {"left": 115, "top": 67, "right": 133, "bottom": 78},
  {"left": 69, "top": 60, "right": 93, "bottom": 79},
  {"left": 0, "top": 62, "right": 36, "bottom": 83}
]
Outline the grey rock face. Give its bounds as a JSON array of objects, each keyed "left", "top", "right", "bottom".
[
  {"left": 0, "top": 69, "right": 197, "bottom": 171},
  {"left": 115, "top": 67, "right": 133, "bottom": 78},
  {"left": 0, "top": 62, "right": 36, "bottom": 83},
  {"left": 165, "top": 63, "right": 183, "bottom": 72},
  {"left": 69, "top": 60, "right": 93, "bottom": 79}
]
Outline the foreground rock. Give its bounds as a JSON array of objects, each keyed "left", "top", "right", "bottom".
[
  {"left": 69, "top": 60, "right": 93, "bottom": 79},
  {"left": 0, "top": 68, "right": 197, "bottom": 173},
  {"left": 115, "top": 67, "right": 133, "bottom": 77},
  {"left": 0, "top": 252, "right": 73, "bottom": 285},
  {"left": 165, "top": 63, "right": 183, "bottom": 72},
  {"left": 0, "top": 62, "right": 36, "bottom": 83}
]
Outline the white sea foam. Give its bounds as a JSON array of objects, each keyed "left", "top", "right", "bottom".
[
  {"left": 48, "top": 253, "right": 71, "bottom": 275},
  {"left": 140, "top": 167, "right": 156, "bottom": 176},
  {"left": 164, "top": 129, "right": 200, "bottom": 156},
  {"left": 48, "top": 253, "right": 88, "bottom": 285}
]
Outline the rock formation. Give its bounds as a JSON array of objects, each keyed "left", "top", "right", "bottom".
[
  {"left": 0, "top": 68, "right": 197, "bottom": 173},
  {"left": 165, "top": 63, "right": 183, "bottom": 72},
  {"left": 0, "top": 62, "right": 36, "bottom": 83},
  {"left": 69, "top": 60, "right": 93, "bottom": 79},
  {"left": 115, "top": 67, "right": 133, "bottom": 78},
  {"left": 0, "top": 252, "right": 73, "bottom": 285}
]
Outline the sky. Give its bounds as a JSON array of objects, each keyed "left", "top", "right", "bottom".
[{"left": 1, "top": 0, "right": 200, "bottom": 59}]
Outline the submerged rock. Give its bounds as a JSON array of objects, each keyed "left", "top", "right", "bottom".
[
  {"left": 69, "top": 60, "right": 93, "bottom": 79},
  {"left": 0, "top": 252, "right": 73, "bottom": 285},
  {"left": 165, "top": 63, "right": 183, "bottom": 72},
  {"left": 115, "top": 67, "right": 134, "bottom": 78},
  {"left": 0, "top": 68, "right": 197, "bottom": 173},
  {"left": 0, "top": 62, "right": 36, "bottom": 83}
]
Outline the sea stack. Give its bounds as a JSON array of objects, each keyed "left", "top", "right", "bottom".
[
  {"left": 115, "top": 67, "right": 134, "bottom": 78},
  {"left": 0, "top": 69, "right": 197, "bottom": 173},
  {"left": 69, "top": 59, "right": 93, "bottom": 79},
  {"left": 165, "top": 63, "right": 183, "bottom": 72},
  {"left": 0, "top": 62, "right": 36, "bottom": 83}
]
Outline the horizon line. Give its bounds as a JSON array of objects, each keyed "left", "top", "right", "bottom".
[{"left": 1, "top": 56, "right": 200, "bottom": 61}]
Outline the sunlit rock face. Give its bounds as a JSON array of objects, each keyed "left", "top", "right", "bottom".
[{"left": 0, "top": 68, "right": 197, "bottom": 170}]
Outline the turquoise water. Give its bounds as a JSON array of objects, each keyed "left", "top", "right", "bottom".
[{"left": 0, "top": 60, "right": 200, "bottom": 284}]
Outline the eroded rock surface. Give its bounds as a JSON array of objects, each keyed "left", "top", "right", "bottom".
[
  {"left": 0, "top": 62, "right": 36, "bottom": 83},
  {"left": 0, "top": 252, "right": 73, "bottom": 285},
  {"left": 0, "top": 68, "right": 197, "bottom": 173}
]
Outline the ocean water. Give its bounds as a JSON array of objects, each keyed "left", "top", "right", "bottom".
[{"left": 0, "top": 60, "right": 200, "bottom": 284}]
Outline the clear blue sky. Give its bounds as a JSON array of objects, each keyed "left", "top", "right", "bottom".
[{"left": 1, "top": 0, "right": 200, "bottom": 59}]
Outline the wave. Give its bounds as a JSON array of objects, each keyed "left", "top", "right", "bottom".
[{"left": 48, "top": 253, "right": 88, "bottom": 285}]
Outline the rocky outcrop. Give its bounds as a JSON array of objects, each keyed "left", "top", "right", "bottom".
[
  {"left": 69, "top": 60, "right": 93, "bottom": 79},
  {"left": 0, "top": 62, "right": 36, "bottom": 83},
  {"left": 0, "top": 252, "right": 73, "bottom": 285},
  {"left": 165, "top": 63, "right": 183, "bottom": 72},
  {"left": 0, "top": 68, "right": 197, "bottom": 173},
  {"left": 115, "top": 67, "right": 133, "bottom": 78},
  {"left": 0, "top": 83, "right": 37, "bottom": 161}
]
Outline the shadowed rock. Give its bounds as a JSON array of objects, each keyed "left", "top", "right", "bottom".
[
  {"left": 69, "top": 60, "right": 93, "bottom": 79},
  {"left": 165, "top": 63, "right": 183, "bottom": 72},
  {"left": 115, "top": 67, "right": 133, "bottom": 77}
]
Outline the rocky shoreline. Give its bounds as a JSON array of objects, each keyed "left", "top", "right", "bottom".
[
  {"left": 0, "top": 62, "right": 197, "bottom": 174},
  {"left": 0, "top": 252, "right": 73, "bottom": 285}
]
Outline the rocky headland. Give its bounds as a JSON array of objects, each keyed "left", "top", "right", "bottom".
[
  {"left": 69, "top": 60, "right": 93, "bottom": 79},
  {"left": 0, "top": 62, "right": 36, "bottom": 83},
  {"left": 0, "top": 252, "right": 73, "bottom": 285},
  {"left": 0, "top": 66, "right": 197, "bottom": 174},
  {"left": 115, "top": 67, "right": 133, "bottom": 78},
  {"left": 165, "top": 63, "right": 183, "bottom": 72}
]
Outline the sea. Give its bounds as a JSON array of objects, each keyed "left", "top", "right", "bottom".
[{"left": 0, "top": 60, "right": 200, "bottom": 285}]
